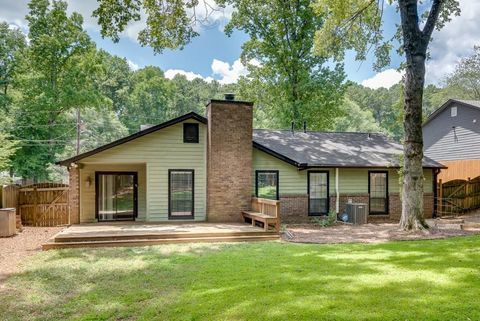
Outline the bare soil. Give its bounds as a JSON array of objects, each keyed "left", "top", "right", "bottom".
[
  {"left": 0, "top": 226, "right": 63, "bottom": 284},
  {"left": 283, "top": 222, "right": 478, "bottom": 244}
]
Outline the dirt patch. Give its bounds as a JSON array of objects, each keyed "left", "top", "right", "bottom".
[
  {"left": 283, "top": 223, "right": 478, "bottom": 244},
  {"left": 0, "top": 226, "right": 63, "bottom": 284}
]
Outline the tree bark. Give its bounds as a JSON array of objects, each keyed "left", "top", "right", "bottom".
[{"left": 398, "top": 0, "right": 441, "bottom": 230}]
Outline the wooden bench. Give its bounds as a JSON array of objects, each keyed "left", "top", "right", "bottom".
[{"left": 242, "top": 197, "right": 280, "bottom": 232}]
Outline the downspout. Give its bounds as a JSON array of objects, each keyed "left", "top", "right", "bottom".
[{"left": 336, "top": 168, "right": 339, "bottom": 213}]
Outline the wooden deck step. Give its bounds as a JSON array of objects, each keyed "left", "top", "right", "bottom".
[
  {"left": 43, "top": 234, "right": 280, "bottom": 250},
  {"left": 54, "top": 231, "right": 276, "bottom": 243}
]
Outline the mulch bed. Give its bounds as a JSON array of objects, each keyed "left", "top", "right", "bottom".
[
  {"left": 283, "top": 222, "right": 478, "bottom": 244},
  {"left": 0, "top": 226, "right": 63, "bottom": 284}
]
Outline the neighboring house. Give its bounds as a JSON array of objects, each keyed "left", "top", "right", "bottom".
[
  {"left": 59, "top": 97, "right": 443, "bottom": 224},
  {"left": 424, "top": 99, "right": 480, "bottom": 182}
]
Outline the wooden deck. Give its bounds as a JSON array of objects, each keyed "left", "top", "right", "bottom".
[{"left": 42, "top": 222, "right": 279, "bottom": 250}]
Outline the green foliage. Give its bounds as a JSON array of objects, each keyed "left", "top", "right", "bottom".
[
  {"left": 93, "top": 0, "right": 202, "bottom": 53},
  {"left": 0, "top": 22, "right": 26, "bottom": 107},
  {"left": 96, "top": 49, "right": 132, "bottom": 114},
  {"left": 8, "top": 0, "right": 105, "bottom": 180},
  {"left": 222, "top": 0, "right": 347, "bottom": 129},
  {"left": 0, "top": 132, "right": 18, "bottom": 172},
  {"left": 120, "top": 66, "right": 173, "bottom": 132},
  {"left": 313, "top": 0, "right": 461, "bottom": 70},
  {"left": 445, "top": 46, "right": 480, "bottom": 100},
  {"left": 311, "top": 210, "right": 337, "bottom": 227},
  {"left": 341, "top": 83, "right": 403, "bottom": 140},
  {"left": 168, "top": 75, "right": 225, "bottom": 116},
  {"left": 333, "top": 98, "right": 383, "bottom": 133}
]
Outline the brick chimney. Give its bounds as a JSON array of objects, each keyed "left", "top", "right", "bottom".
[{"left": 206, "top": 95, "right": 253, "bottom": 222}]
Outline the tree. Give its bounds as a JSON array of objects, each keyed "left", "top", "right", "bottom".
[
  {"left": 121, "top": 66, "right": 173, "bottom": 133},
  {"left": 314, "top": 0, "right": 460, "bottom": 230},
  {"left": 0, "top": 22, "right": 26, "bottom": 109},
  {"left": 96, "top": 49, "right": 132, "bottom": 115},
  {"left": 93, "top": 0, "right": 224, "bottom": 53},
  {"left": 11, "top": 0, "right": 104, "bottom": 180},
  {"left": 222, "top": 0, "right": 347, "bottom": 129},
  {"left": 333, "top": 98, "right": 383, "bottom": 133},
  {"left": 346, "top": 83, "right": 404, "bottom": 140},
  {"left": 445, "top": 46, "right": 480, "bottom": 100},
  {"left": 0, "top": 133, "right": 18, "bottom": 174},
  {"left": 168, "top": 75, "right": 224, "bottom": 117}
]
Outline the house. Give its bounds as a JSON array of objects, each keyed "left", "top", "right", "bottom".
[
  {"left": 59, "top": 96, "right": 444, "bottom": 225},
  {"left": 423, "top": 99, "right": 480, "bottom": 183}
]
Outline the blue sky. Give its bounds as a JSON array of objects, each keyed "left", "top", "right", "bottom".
[
  {"left": 1, "top": 0, "right": 479, "bottom": 88},
  {"left": 87, "top": 3, "right": 403, "bottom": 85}
]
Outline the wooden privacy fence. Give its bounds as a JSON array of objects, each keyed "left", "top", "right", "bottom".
[
  {"left": 437, "top": 177, "right": 480, "bottom": 216},
  {"left": 2, "top": 183, "right": 70, "bottom": 226},
  {"left": 2, "top": 184, "right": 19, "bottom": 208}
]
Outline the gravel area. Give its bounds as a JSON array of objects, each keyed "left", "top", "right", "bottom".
[
  {"left": 0, "top": 226, "right": 63, "bottom": 284},
  {"left": 283, "top": 223, "right": 479, "bottom": 244}
]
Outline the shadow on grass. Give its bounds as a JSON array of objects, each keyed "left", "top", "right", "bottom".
[{"left": 1, "top": 236, "right": 479, "bottom": 321}]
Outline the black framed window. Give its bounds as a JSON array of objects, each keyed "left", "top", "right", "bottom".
[
  {"left": 255, "top": 170, "right": 279, "bottom": 200},
  {"left": 308, "top": 171, "right": 329, "bottom": 215},
  {"left": 183, "top": 123, "right": 199, "bottom": 143},
  {"left": 368, "top": 171, "right": 388, "bottom": 214},
  {"left": 169, "top": 169, "right": 194, "bottom": 219}
]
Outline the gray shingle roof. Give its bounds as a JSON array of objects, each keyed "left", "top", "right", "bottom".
[{"left": 253, "top": 129, "right": 445, "bottom": 168}]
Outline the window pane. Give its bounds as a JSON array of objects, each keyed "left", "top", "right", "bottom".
[
  {"left": 257, "top": 172, "right": 278, "bottom": 200},
  {"left": 309, "top": 172, "right": 328, "bottom": 214},
  {"left": 170, "top": 170, "right": 193, "bottom": 217},
  {"left": 369, "top": 172, "right": 387, "bottom": 213}
]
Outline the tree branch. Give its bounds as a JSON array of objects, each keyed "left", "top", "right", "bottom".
[{"left": 422, "top": 0, "right": 442, "bottom": 39}]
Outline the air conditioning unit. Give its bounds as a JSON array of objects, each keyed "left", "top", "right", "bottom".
[{"left": 345, "top": 203, "right": 368, "bottom": 225}]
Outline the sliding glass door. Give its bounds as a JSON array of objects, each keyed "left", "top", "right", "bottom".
[{"left": 96, "top": 172, "right": 137, "bottom": 221}]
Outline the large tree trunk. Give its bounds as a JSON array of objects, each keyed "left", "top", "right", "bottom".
[
  {"left": 398, "top": 0, "right": 440, "bottom": 230},
  {"left": 400, "top": 53, "right": 428, "bottom": 230}
]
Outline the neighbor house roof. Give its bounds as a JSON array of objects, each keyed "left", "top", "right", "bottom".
[
  {"left": 253, "top": 129, "right": 445, "bottom": 168},
  {"left": 423, "top": 99, "right": 480, "bottom": 126},
  {"left": 57, "top": 112, "right": 207, "bottom": 166}
]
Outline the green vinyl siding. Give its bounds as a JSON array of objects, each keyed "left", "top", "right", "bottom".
[
  {"left": 78, "top": 120, "right": 207, "bottom": 222},
  {"left": 252, "top": 148, "right": 434, "bottom": 195},
  {"left": 252, "top": 149, "right": 334, "bottom": 195}
]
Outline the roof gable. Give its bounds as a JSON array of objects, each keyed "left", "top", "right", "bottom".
[
  {"left": 424, "top": 99, "right": 480, "bottom": 127},
  {"left": 58, "top": 112, "right": 207, "bottom": 166}
]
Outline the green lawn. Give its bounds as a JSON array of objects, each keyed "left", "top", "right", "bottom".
[{"left": 1, "top": 236, "right": 480, "bottom": 321}]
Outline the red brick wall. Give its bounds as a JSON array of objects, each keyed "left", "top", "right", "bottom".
[
  {"left": 279, "top": 192, "right": 434, "bottom": 224},
  {"left": 280, "top": 194, "right": 309, "bottom": 224},
  {"left": 206, "top": 100, "right": 254, "bottom": 222},
  {"left": 387, "top": 192, "right": 434, "bottom": 221},
  {"left": 68, "top": 166, "right": 80, "bottom": 224}
]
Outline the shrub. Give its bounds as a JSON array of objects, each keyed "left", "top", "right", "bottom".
[{"left": 310, "top": 210, "right": 337, "bottom": 227}]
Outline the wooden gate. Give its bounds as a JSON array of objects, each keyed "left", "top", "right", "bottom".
[
  {"left": 18, "top": 183, "right": 70, "bottom": 226},
  {"left": 437, "top": 177, "right": 480, "bottom": 216}
]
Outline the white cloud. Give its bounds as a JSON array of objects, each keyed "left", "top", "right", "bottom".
[
  {"left": 164, "top": 69, "right": 214, "bottom": 82},
  {"left": 127, "top": 60, "right": 140, "bottom": 71},
  {"left": 425, "top": 0, "right": 480, "bottom": 84},
  {"left": 361, "top": 69, "right": 404, "bottom": 89},
  {"left": 211, "top": 58, "right": 250, "bottom": 84},
  {"left": 165, "top": 58, "right": 258, "bottom": 84}
]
